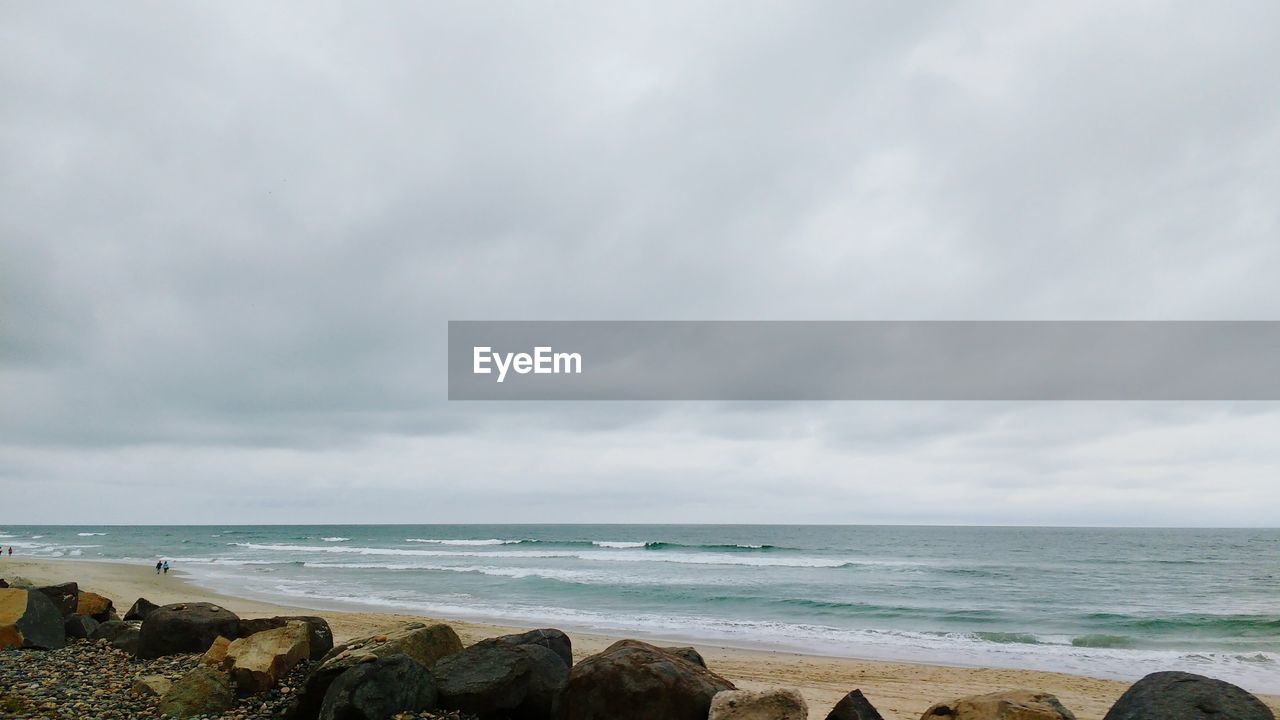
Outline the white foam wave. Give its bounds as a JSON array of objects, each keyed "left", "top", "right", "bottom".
[
  {"left": 233, "top": 542, "right": 850, "bottom": 568},
  {"left": 321, "top": 537, "right": 350, "bottom": 542},
  {"left": 405, "top": 538, "right": 520, "bottom": 546},
  {"left": 593, "top": 541, "right": 647, "bottom": 548},
  {"left": 203, "top": 574, "right": 1279, "bottom": 694}
]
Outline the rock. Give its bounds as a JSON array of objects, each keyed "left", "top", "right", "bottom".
[
  {"left": 138, "top": 602, "right": 240, "bottom": 658},
  {"left": 291, "top": 622, "right": 463, "bottom": 720},
  {"left": 90, "top": 619, "right": 142, "bottom": 654},
  {"left": 239, "top": 615, "right": 334, "bottom": 660},
  {"left": 1102, "top": 671, "right": 1274, "bottom": 720},
  {"left": 0, "top": 578, "right": 7, "bottom": 588},
  {"left": 75, "top": 590, "right": 115, "bottom": 621},
  {"left": 224, "top": 621, "right": 310, "bottom": 694},
  {"left": 435, "top": 641, "right": 568, "bottom": 719},
  {"left": 828, "top": 689, "right": 885, "bottom": 720},
  {"left": 663, "top": 646, "right": 706, "bottom": 668},
  {"left": 35, "top": 582, "right": 79, "bottom": 617},
  {"left": 922, "top": 690, "right": 1076, "bottom": 720},
  {"left": 710, "top": 689, "right": 808, "bottom": 720},
  {"left": 0, "top": 587, "right": 66, "bottom": 650},
  {"left": 202, "top": 635, "right": 233, "bottom": 666},
  {"left": 132, "top": 674, "right": 175, "bottom": 697},
  {"left": 64, "top": 613, "right": 100, "bottom": 639},
  {"left": 559, "top": 639, "right": 736, "bottom": 720},
  {"left": 476, "top": 628, "right": 573, "bottom": 667},
  {"left": 124, "top": 596, "right": 159, "bottom": 622},
  {"left": 318, "top": 653, "right": 438, "bottom": 720},
  {"left": 158, "top": 666, "right": 235, "bottom": 718}
]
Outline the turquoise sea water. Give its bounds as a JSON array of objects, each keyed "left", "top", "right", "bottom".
[{"left": 2, "top": 525, "right": 1276, "bottom": 691}]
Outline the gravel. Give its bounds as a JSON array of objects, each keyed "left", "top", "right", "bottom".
[{"left": 1, "top": 639, "right": 307, "bottom": 719}]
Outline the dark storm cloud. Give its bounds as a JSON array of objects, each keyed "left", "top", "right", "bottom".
[{"left": 2, "top": 2, "right": 1279, "bottom": 523}]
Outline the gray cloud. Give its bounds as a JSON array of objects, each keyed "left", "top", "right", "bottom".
[{"left": 2, "top": 1, "right": 1278, "bottom": 525}]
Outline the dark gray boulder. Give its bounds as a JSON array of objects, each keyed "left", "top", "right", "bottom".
[
  {"left": 435, "top": 641, "right": 568, "bottom": 720},
  {"left": 123, "top": 597, "right": 159, "bottom": 622},
  {"left": 318, "top": 653, "right": 438, "bottom": 720},
  {"left": 827, "top": 689, "right": 885, "bottom": 720},
  {"left": 64, "top": 614, "right": 100, "bottom": 639},
  {"left": 290, "top": 622, "right": 462, "bottom": 720},
  {"left": 35, "top": 582, "right": 79, "bottom": 617},
  {"left": 138, "top": 602, "right": 240, "bottom": 658},
  {"left": 1103, "top": 671, "right": 1274, "bottom": 720},
  {"left": 477, "top": 628, "right": 573, "bottom": 667},
  {"left": 0, "top": 588, "right": 65, "bottom": 650},
  {"left": 663, "top": 646, "right": 706, "bottom": 668},
  {"left": 239, "top": 615, "right": 334, "bottom": 660},
  {"left": 90, "top": 619, "right": 141, "bottom": 654},
  {"left": 558, "top": 639, "right": 735, "bottom": 720}
]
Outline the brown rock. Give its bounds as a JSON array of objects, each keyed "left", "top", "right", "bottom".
[
  {"left": 921, "top": 690, "right": 1076, "bottom": 720},
  {"left": 76, "top": 590, "right": 115, "bottom": 622},
  {"left": 559, "top": 639, "right": 736, "bottom": 720},
  {"left": 224, "top": 621, "right": 310, "bottom": 694},
  {"left": 711, "top": 689, "right": 809, "bottom": 720},
  {"left": 158, "top": 666, "right": 235, "bottom": 718},
  {"left": 290, "top": 622, "right": 463, "bottom": 720},
  {"left": 0, "top": 588, "right": 65, "bottom": 650},
  {"left": 202, "top": 635, "right": 232, "bottom": 666},
  {"left": 238, "top": 615, "right": 334, "bottom": 660},
  {"left": 132, "top": 675, "right": 174, "bottom": 697}
]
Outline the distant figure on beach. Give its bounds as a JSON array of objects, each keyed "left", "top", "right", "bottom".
[
  {"left": 162, "top": 560, "right": 169, "bottom": 574},
  {"left": 155, "top": 560, "right": 162, "bottom": 574},
  {"left": 7, "top": 546, "right": 12, "bottom": 556}
]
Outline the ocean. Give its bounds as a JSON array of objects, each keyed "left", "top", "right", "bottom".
[{"left": 2, "top": 525, "right": 1276, "bottom": 692}]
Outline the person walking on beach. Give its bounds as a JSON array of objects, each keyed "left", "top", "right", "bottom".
[
  {"left": 162, "top": 560, "right": 169, "bottom": 574},
  {"left": 155, "top": 560, "right": 162, "bottom": 574}
]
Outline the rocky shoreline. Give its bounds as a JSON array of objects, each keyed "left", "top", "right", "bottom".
[{"left": 2, "top": 576, "right": 1276, "bottom": 720}]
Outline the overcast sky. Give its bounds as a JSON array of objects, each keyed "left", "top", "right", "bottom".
[{"left": 2, "top": 2, "right": 1279, "bottom": 526}]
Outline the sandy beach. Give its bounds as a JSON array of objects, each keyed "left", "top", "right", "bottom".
[{"left": 6, "top": 557, "right": 1274, "bottom": 720}]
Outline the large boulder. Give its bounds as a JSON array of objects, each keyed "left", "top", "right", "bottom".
[
  {"left": 0, "top": 588, "right": 65, "bottom": 650},
  {"left": 710, "top": 689, "right": 808, "bottom": 720},
  {"left": 90, "top": 619, "right": 142, "bottom": 654},
  {"left": 476, "top": 628, "right": 573, "bottom": 667},
  {"left": 290, "top": 622, "right": 462, "bottom": 720},
  {"left": 318, "top": 653, "right": 438, "bottom": 720},
  {"left": 0, "top": 578, "right": 7, "bottom": 588},
  {"left": 435, "top": 641, "right": 568, "bottom": 719},
  {"left": 223, "top": 621, "right": 310, "bottom": 694},
  {"left": 35, "top": 582, "right": 79, "bottom": 617},
  {"left": 157, "top": 666, "right": 235, "bottom": 718},
  {"left": 124, "top": 597, "right": 159, "bottom": 622},
  {"left": 828, "top": 689, "right": 885, "bottom": 720},
  {"left": 239, "top": 615, "right": 334, "bottom": 660},
  {"left": 922, "top": 690, "right": 1075, "bottom": 720},
  {"left": 139, "top": 602, "right": 240, "bottom": 658},
  {"left": 75, "top": 590, "right": 115, "bottom": 622},
  {"left": 1102, "top": 671, "right": 1274, "bottom": 720},
  {"left": 64, "top": 614, "right": 100, "bottom": 639},
  {"left": 559, "top": 639, "right": 736, "bottom": 720}
]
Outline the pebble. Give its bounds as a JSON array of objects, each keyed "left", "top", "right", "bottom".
[{"left": 0, "top": 639, "right": 313, "bottom": 719}]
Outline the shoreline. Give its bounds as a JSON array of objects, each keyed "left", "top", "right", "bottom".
[{"left": 4, "top": 557, "right": 1278, "bottom": 720}]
